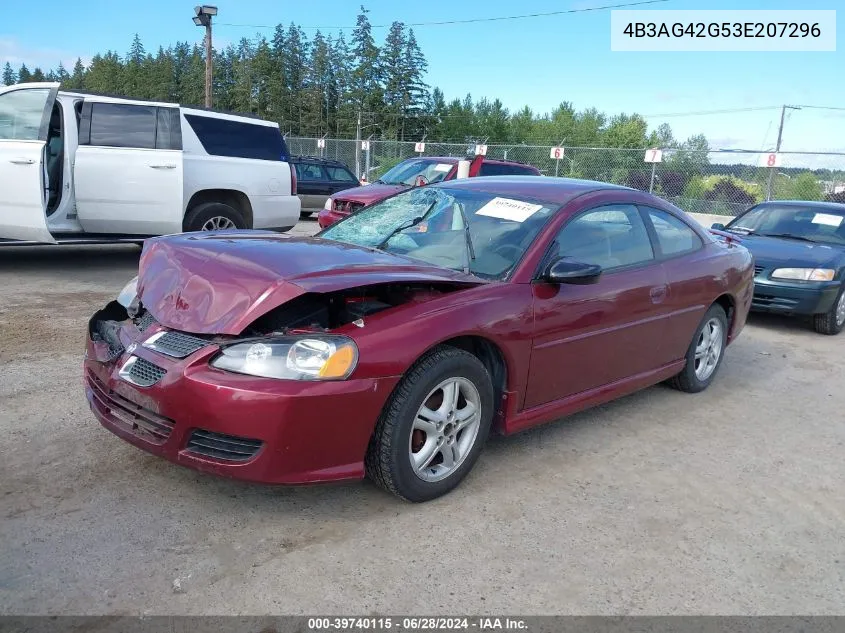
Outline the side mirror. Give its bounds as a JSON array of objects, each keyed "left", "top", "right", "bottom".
[
  {"left": 711, "top": 222, "right": 726, "bottom": 230},
  {"left": 543, "top": 258, "right": 602, "bottom": 285}
]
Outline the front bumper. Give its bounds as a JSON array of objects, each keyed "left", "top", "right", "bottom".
[
  {"left": 317, "top": 207, "right": 349, "bottom": 229},
  {"left": 83, "top": 322, "right": 400, "bottom": 485},
  {"left": 751, "top": 277, "right": 841, "bottom": 316}
]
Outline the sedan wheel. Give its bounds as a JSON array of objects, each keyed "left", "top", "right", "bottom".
[
  {"left": 668, "top": 304, "right": 728, "bottom": 393},
  {"left": 813, "top": 286, "right": 845, "bottom": 335},
  {"left": 409, "top": 377, "right": 482, "bottom": 483},
  {"left": 366, "top": 346, "right": 494, "bottom": 502}
]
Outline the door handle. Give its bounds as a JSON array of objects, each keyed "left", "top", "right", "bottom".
[
  {"left": 9, "top": 158, "right": 35, "bottom": 165},
  {"left": 148, "top": 163, "right": 176, "bottom": 169},
  {"left": 649, "top": 285, "right": 668, "bottom": 303}
]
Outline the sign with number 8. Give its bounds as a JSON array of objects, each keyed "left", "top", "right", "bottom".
[{"left": 759, "top": 152, "right": 782, "bottom": 168}]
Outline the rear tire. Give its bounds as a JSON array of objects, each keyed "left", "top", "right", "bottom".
[
  {"left": 183, "top": 202, "right": 247, "bottom": 233},
  {"left": 668, "top": 304, "right": 728, "bottom": 393},
  {"left": 813, "top": 285, "right": 845, "bottom": 335},
  {"left": 365, "top": 346, "right": 494, "bottom": 502}
]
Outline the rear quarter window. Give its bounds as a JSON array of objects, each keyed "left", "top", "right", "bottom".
[{"left": 184, "top": 114, "right": 289, "bottom": 161}]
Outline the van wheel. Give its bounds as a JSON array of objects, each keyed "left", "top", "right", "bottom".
[{"left": 183, "top": 202, "right": 247, "bottom": 232}]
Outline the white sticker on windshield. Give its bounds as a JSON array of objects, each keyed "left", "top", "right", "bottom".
[
  {"left": 433, "top": 163, "right": 452, "bottom": 172},
  {"left": 812, "top": 213, "right": 843, "bottom": 227},
  {"left": 476, "top": 197, "right": 543, "bottom": 223}
]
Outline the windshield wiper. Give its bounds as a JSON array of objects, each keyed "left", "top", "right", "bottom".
[
  {"left": 375, "top": 200, "right": 438, "bottom": 250},
  {"left": 455, "top": 202, "right": 476, "bottom": 275},
  {"left": 760, "top": 232, "right": 818, "bottom": 243}
]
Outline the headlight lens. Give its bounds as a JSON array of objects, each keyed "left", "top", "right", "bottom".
[
  {"left": 210, "top": 336, "right": 358, "bottom": 380},
  {"left": 324, "top": 197, "right": 333, "bottom": 210},
  {"left": 116, "top": 275, "right": 139, "bottom": 307},
  {"left": 771, "top": 268, "right": 835, "bottom": 281}
]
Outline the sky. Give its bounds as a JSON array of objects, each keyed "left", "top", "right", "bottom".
[{"left": 2, "top": 0, "right": 844, "bottom": 162}]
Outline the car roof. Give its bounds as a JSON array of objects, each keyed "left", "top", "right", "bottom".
[
  {"left": 291, "top": 155, "right": 351, "bottom": 166},
  {"left": 755, "top": 200, "right": 845, "bottom": 212},
  {"left": 410, "top": 156, "right": 533, "bottom": 167},
  {"left": 435, "top": 176, "right": 631, "bottom": 205}
]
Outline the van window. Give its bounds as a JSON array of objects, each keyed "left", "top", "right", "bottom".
[
  {"left": 89, "top": 103, "right": 157, "bottom": 149},
  {"left": 0, "top": 88, "right": 50, "bottom": 141},
  {"left": 184, "top": 114, "right": 288, "bottom": 161}
]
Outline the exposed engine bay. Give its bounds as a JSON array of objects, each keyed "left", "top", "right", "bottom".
[{"left": 89, "top": 282, "right": 467, "bottom": 357}]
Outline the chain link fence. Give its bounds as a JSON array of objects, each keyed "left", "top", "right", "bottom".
[{"left": 285, "top": 136, "right": 845, "bottom": 218}]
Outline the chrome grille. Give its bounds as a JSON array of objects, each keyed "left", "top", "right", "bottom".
[
  {"left": 144, "top": 330, "right": 209, "bottom": 358},
  {"left": 135, "top": 310, "right": 156, "bottom": 332},
  {"left": 754, "top": 265, "right": 765, "bottom": 276},
  {"left": 186, "top": 429, "right": 264, "bottom": 462},
  {"left": 119, "top": 356, "right": 166, "bottom": 387}
]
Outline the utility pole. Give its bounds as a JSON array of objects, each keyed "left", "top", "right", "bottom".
[
  {"left": 765, "top": 105, "right": 801, "bottom": 201},
  {"left": 355, "top": 110, "right": 362, "bottom": 179},
  {"left": 193, "top": 5, "right": 217, "bottom": 108}
]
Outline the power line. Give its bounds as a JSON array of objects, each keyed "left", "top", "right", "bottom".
[
  {"left": 216, "top": 0, "right": 671, "bottom": 31},
  {"left": 641, "top": 106, "right": 782, "bottom": 118}
]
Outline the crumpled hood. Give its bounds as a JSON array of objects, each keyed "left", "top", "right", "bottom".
[
  {"left": 332, "top": 183, "right": 408, "bottom": 205},
  {"left": 739, "top": 234, "right": 845, "bottom": 269},
  {"left": 137, "top": 231, "right": 480, "bottom": 335}
]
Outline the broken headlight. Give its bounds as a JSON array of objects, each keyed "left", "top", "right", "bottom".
[
  {"left": 210, "top": 336, "right": 358, "bottom": 381},
  {"left": 116, "top": 276, "right": 139, "bottom": 308}
]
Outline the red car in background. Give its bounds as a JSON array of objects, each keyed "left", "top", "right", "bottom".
[
  {"left": 84, "top": 177, "right": 753, "bottom": 502},
  {"left": 317, "top": 154, "right": 541, "bottom": 228}
]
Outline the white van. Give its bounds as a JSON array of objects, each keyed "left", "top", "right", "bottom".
[{"left": 0, "top": 82, "right": 300, "bottom": 244}]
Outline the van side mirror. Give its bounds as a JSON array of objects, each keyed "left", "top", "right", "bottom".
[
  {"left": 543, "top": 258, "right": 602, "bottom": 285},
  {"left": 711, "top": 222, "right": 726, "bottom": 230}
]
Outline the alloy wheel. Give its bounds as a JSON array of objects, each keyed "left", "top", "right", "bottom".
[
  {"left": 409, "top": 377, "right": 482, "bottom": 483},
  {"left": 694, "top": 318, "right": 723, "bottom": 381},
  {"left": 201, "top": 216, "right": 237, "bottom": 231}
]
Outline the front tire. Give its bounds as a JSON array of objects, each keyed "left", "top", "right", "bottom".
[
  {"left": 183, "top": 202, "right": 247, "bottom": 232},
  {"left": 813, "top": 285, "right": 845, "bottom": 335},
  {"left": 668, "top": 304, "right": 728, "bottom": 393},
  {"left": 366, "top": 346, "right": 494, "bottom": 502}
]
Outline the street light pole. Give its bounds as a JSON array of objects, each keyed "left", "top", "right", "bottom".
[{"left": 193, "top": 5, "right": 217, "bottom": 108}]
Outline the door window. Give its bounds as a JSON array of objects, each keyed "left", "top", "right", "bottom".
[
  {"left": 554, "top": 204, "right": 654, "bottom": 270},
  {"left": 326, "top": 166, "right": 358, "bottom": 182},
  {"left": 89, "top": 103, "right": 157, "bottom": 149},
  {"left": 295, "top": 163, "right": 324, "bottom": 181},
  {"left": 0, "top": 88, "right": 51, "bottom": 140},
  {"left": 644, "top": 207, "right": 703, "bottom": 256}
]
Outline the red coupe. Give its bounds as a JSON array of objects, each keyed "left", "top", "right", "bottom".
[{"left": 84, "top": 177, "right": 753, "bottom": 502}]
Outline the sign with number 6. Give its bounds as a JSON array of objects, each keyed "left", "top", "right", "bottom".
[
  {"left": 759, "top": 152, "right": 782, "bottom": 168},
  {"left": 550, "top": 147, "right": 565, "bottom": 160},
  {"left": 644, "top": 148, "right": 663, "bottom": 163},
  {"left": 415, "top": 142, "right": 426, "bottom": 152}
]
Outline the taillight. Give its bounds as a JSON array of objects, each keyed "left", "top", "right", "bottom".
[{"left": 289, "top": 164, "right": 297, "bottom": 195}]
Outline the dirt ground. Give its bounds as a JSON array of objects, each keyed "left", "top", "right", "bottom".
[{"left": 1, "top": 218, "right": 844, "bottom": 615}]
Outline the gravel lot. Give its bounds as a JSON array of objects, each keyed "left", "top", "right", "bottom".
[{"left": 1, "top": 217, "right": 844, "bottom": 616}]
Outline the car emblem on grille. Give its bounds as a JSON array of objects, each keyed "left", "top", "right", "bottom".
[{"left": 126, "top": 343, "right": 138, "bottom": 354}]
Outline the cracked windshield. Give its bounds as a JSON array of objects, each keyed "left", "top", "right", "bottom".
[{"left": 320, "top": 187, "right": 556, "bottom": 278}]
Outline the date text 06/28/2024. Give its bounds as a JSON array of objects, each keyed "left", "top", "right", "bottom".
[{"left": 610, "top": 9, "right": 836, "bottom": 51}]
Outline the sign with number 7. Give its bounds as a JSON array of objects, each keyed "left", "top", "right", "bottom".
[{"left": 644, "top": 148, "right": 663, "bottom": 163}]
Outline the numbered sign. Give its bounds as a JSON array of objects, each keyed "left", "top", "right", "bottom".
[
  {"left": 317, "top": 138, "right": 326, "bottom": 149},
  {"left": 550, "top": 147, "right": 565, "bottom": 160},
  {"left": 414, "top": 142, "right": 426, "bottom": 152},
  {"left": 361, "top": 140, "right": 370, "bottom": 151},
  {"left": 644, "top": 148, "right": 663, "bottom": 163},
  {"left": 759, "top": 152, "right": 782, "bottom": 168},
  {"left": 474, "top": 144, "right": 488, "bottom": 156}
]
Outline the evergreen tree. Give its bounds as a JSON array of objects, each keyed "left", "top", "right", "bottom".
[
  {"left": 2, "top": 62, "right": 16, "bottom": 86},
  {"left": 123, "top": 33, "right": 147, "bottom": 96},
  {"left": 55, "top": 62, "right": 70, "bottom": 84},
  {"left": 31, "top": 67, "right": 46, "bottom": 82},
  {"left": 68, "top": 58, "right": 86, "bottom": 89},
  {"left": 18, "top": 64, "right": 32, "bottom": 82},
  {"left": 350, "top": 6, "right": 382, "bottom": 122},
  {"left": 402, "top": 29, "right": 429, "bottom": 139}
]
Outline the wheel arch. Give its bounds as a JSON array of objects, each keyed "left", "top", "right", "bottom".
[
  {"left": 184, "top": 189, "right": 254, "bottom": 229},
  {"left": 712, "top": 293, "right": 737, "bottom": 342}
]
